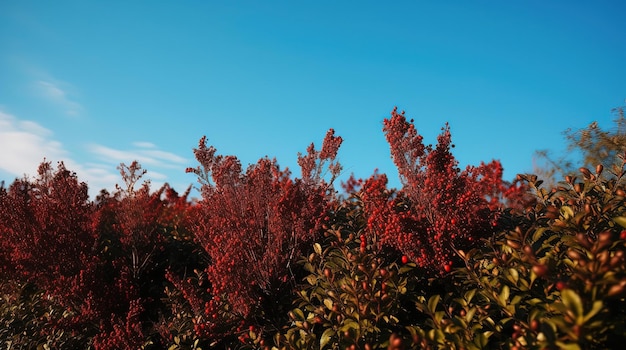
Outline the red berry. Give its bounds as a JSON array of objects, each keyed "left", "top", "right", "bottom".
[
  {"left": 444, "top": 264, "right": 452, "bottom": 273},
  {"left": 556, "top": 281, "right": 566, "bottom": 291},
  {"left": 401, "top": 255, "right": 409, "bottom": 264},
  {"left": 620, "top": 230, "right": 626, "bottom": 240},
  {"left": 532, "top": 264, "right": 548, "bottom": 277},
  {"left": 530, "top": 319, "right": 540, "bottom": 331}
]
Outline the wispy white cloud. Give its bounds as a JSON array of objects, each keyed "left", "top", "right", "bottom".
[
  {"left": 0, "top": 110, "right": 118, "bottom": 193},
  {"left": 86, "top": 143, "right": 188, "bottom": 192},
  {"left": 0, "top": 110, "right": 187, "bottom": 196},
  {"left": 36, "top": 80, "right": 83, "bottom": 117},
  {"left": 0, "top": 110, "right": 67, "bottom": 176},
  {"left": 88, "top": 143, "right": 187, "bottom": 169},
  {"left": 132, "top": 141, "right": 157, "bottom": 148}
]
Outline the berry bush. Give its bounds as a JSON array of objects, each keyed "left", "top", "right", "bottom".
[{"left": 1, "top": 108, "right": 624, "bottom": 349}]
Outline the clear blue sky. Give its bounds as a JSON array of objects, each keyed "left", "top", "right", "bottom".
[{"left": 1, "top": 1, "right": 625, "bottom": 196}]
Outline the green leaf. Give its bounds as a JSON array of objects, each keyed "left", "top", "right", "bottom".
[
  {"left": 428, "top": 295, "right": 440, "bottom": 314},
  {"left": 314, "top": 243, "right": 322, "bottom": 255},
  {"left": 583, "top": 300, "right": 604, "bottom": 323},
  {"left": 434, "top": 311, "right": 445, "bottom": 325},
  {"left": 532, "top": 227, "right": 547, "bottom": 242},
  {"left": 555, "top": 341, "right": 581, "bottom": 350},
  {"left": 320, "top": 328, "right": 335, "bottom": 350},
  {"left": 464, "top": 289, "right": 476, "bottom": 303},
  {"left": 499, "top": 285, "right": 510, "bottom": 305},
  {"left": 433, "top": 329, "right": 445, "bottom": 344},
  {"left": 474, "top": 332, "right": 489, "bottom": 348},
  {"left": 614, "top": 216, "right": 626, "bottom": 229},
  {"left": 305, "top": 274, "right": 317, "bottom": 285},
  {"left": 398, "top": 265, "right": 414, "bottom": 274},
  {"left": 293, "top": 307, "right": 305, "bottom": 321},
  {"left": 561, "top": 289, "right": 584, "bottom": 322},
  {"left": 507, "top": 268, "right": 519, "bottom": 284},
  {"left": 465, "top": 307, "right": 476, "bottom": 323},
  {"left": 303, "top": 262, "right": 314, "bottom": 273},
  {"left": 561, "top": 206, "right": 574, "bottom": 219}
]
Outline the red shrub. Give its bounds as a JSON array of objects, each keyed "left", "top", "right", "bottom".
[
  {"left": 361, "top": 108, "right": 521, "bottom": 273},
  {"left": 0, "top": 162, "right": 95, "bottom": 285},
  {"left": 92, "top": 299, "right": 147, "bottom": 350},
  {"left": 0, "top": 162, "right": 118, "bottom": 341},
  {"left": 184, "top": 130, "right": 341, "bottom": 340},
  {"left": 92, "top": 162, "right": 198, "bottom": 347},
  {"left": 0, "top": 160, "right": 197, "bottom": 347}
]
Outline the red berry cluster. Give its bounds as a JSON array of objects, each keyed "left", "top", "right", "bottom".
[
  {"left": 358, "top": 108, "right": 521, "bottom": 273},
  {"left": 183, "top": 131, "right": 341, "bottom": 340}
]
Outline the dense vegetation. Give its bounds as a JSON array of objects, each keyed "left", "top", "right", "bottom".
[{"left": 1, "top": 108, "right": 625, "bottom": 349}]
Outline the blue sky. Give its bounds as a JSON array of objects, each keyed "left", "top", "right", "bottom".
[{"left": 1, "top": 1, "right": 625, "bottom": 197}]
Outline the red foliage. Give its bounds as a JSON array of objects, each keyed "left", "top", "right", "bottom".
[
  {"left": 92, "top": 299, "right": 146, "bottom": 350},
  {"left": 92, "top": 162, "right": 197, "bottom": 346},
  {"left": 184, "top": 130, "right": 341, "bottom": 338},
  {"left": 0, "top": 114, "right": 539, "bottom": 346},
  {"left": 0, "top": 160, "right": 196, "bottom": 347},
  {"left": 105, "top": 162, "right": 169, "bottom": 280},
  {"left": 361, "top": 108, "right": 521, "bottom": 273},
  {"left": 0, "top": 162, "right": 95, "bottom": 285},
  {"left": 0, "top": 162, "right": 127, "bottom": 341}
]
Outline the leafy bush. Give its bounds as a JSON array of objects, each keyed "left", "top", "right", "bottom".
[
  {"left": 0, "top": 161, "right": 197, "bottom": 349},
  {"left": 360, "top": 108, "right": 527, "bottom": 274},
  {"left": 280, "top": 194, "right": 417, "bottom": 350},
  {"left": 1, "top": 107, "right": 624, "bottom": 350},
  {"left": 176, "top": 130, "right": 342, "bottom": 347},
  {"left": 409, "top": 159, "right": 626, "bottom": 349}
]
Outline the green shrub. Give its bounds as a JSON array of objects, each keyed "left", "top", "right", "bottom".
[{"left": 280, "top": 196, "right": 418, "bottom": 350}]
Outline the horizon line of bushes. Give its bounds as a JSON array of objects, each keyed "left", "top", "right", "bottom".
[{"left": 1, "top": 107, "right": 625, "bottom": 349}]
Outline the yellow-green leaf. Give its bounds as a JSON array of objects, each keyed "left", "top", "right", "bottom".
[
  {"left": 428, "top": 295, "right": 440, "bottom": 314},
  {"left": 583, "top": 300, "right": 604, "bottom": 323},
  {"left": 555, "top": 341, "right": 581, "bottom": 350},
  {"left": 614, "top": 216, "right": 626, "bottom": 229},
  {"left": 320, "top": 328, "right": 335, "bottom": 350},
  {"left": 561, "top": 289, "right": 583, "bottom": 322},
  {"left": 499, "top": 285, "right": 510, "bottom": 305},
  {"left": 293, "top": 308, "right": 305, "bottom": 321},
  {"left": 508, "top": 268, "right": 519, "bottom": 284},
  {"left": 561, "top": 206, "right": 574, "bottom": 219},
  {"left": 314, "top": 243, "right": 322, "bottom": 255}
]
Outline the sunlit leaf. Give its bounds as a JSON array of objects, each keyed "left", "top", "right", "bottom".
[
  {"left": 320, "top": 328, "right": 335, "bottom": 350},
  {"left": 614, "top": 216, "right": 626, "bottom": 228},
  {"left": 561, "top": 289, "right": 584, "bottom": 322},
  {"left": 428, "top": 295, "right": 440, "bottom": 314}
]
